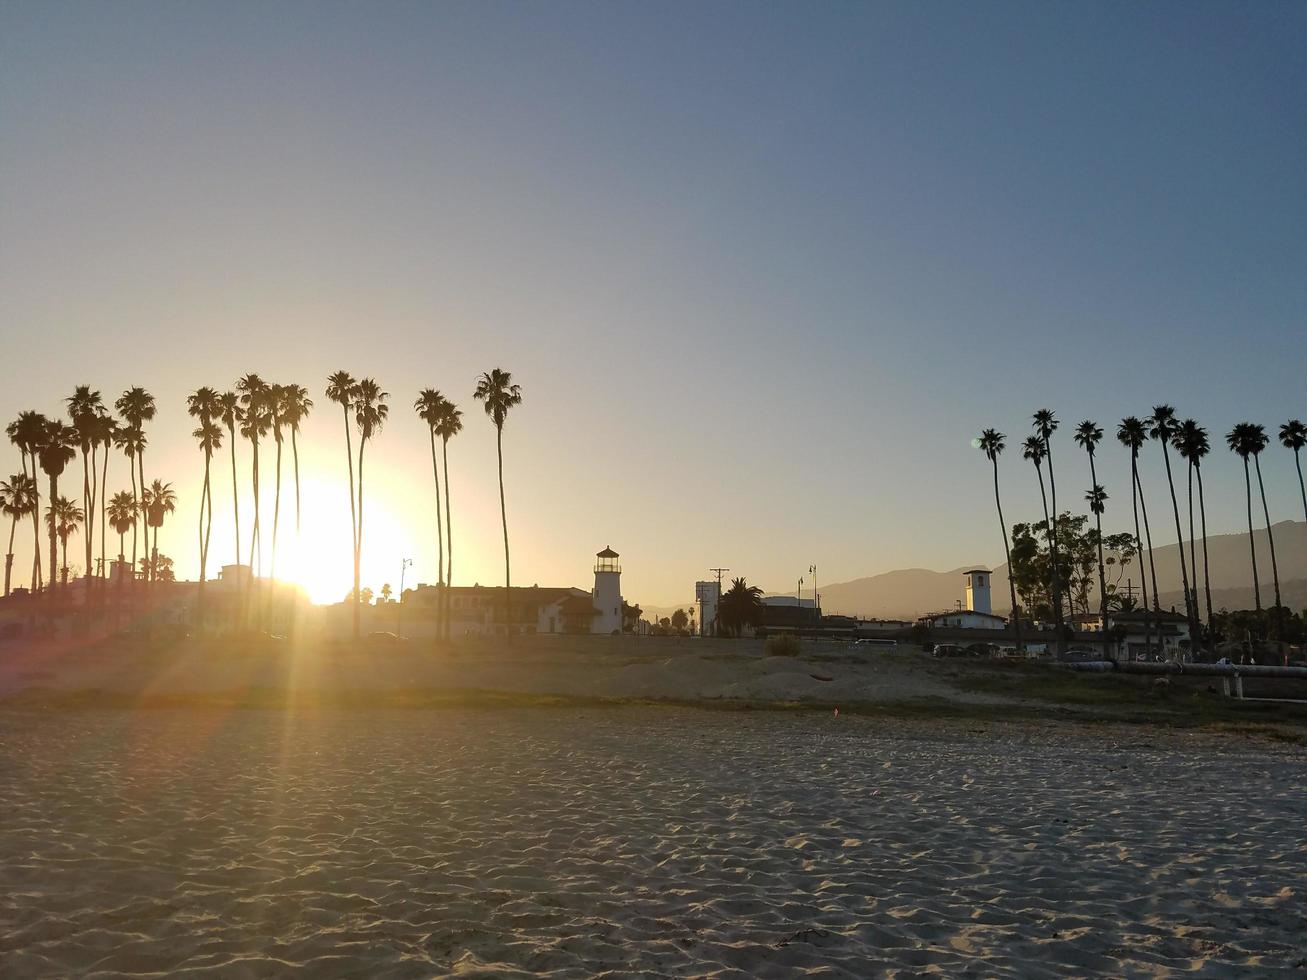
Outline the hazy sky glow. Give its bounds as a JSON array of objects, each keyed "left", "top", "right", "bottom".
[{"left": 2, "top": 2, "right": 1304, "bottom": 606}]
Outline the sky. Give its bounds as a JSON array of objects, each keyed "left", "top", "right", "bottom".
[{"left": 1, "top": 1, "right": 1304, "bottom": 607}]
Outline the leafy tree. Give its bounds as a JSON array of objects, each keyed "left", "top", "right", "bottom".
[{"left": 671, "top": 608, "right": 689, "bottom": 633}]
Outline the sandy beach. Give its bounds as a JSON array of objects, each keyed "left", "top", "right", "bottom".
[{"left": 3, "top": 700, "right": 1305, "bottom": 977}]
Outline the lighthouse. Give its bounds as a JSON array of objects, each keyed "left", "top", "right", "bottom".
[{"left": 592, "top": 546, "right": 623, "bottom": 634}]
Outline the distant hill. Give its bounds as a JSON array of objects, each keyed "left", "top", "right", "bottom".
[{"left": 779, "top": 521, "right": 1306, "bottom": 619}]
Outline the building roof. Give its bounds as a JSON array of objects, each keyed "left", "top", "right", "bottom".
[
  {"left": 920, "top": 609, "right": 1007, "bottom": 622},
  {"left": 596, "top": 546, "right": 619, "bottom": 558},
  {"left": 962, "top": 569, "right": 991, "bottom": 576}
]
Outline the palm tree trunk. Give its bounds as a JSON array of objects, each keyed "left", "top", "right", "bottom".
[
  {"left": 138, "top": 451, "right": 148, "bottom": 584},
  {"left": 1088, "top": 452, "right": 1109, "bottom": 658},
  {"left": 1252, "top": 454, "right": 1282, "bottom": 610},
  {"left": 1129, "top": 456, "right": 1152, "bottom": 659},
  {"left": 61, "top": 534, "right": 69, "bottom": 588},
  {"left": 1136, "top": 468, "right": 1160, "bottom": 611},
  {"left": 354, "top": 437, "right": 366, "bottom": 640},
  {"left": 497, "top": 425, "right": 511, "bottom": 635},
  {"left": 128, "top": 455, "right": 138, "bottom": 582},
  {"left": 1295, "top": 447, "right": 1307, "bottom": 528},
  {"left": 99, "top": 445, "right": 109, "bottom": 585},
  {"left": 82, "top": 447, "right": 92, "bottom": 583},
  {"left": 428, "top": 426, "right": 444, "bottom": 638},
  {"left": 27, "top": 453, "right": 42, "bottom": 592},
  {"left": 249, "top": 439, "right": 260, "bottom": 626},
  {"left": 270, "top": 434, "right": 283, "bottom": 586},
  {"left": 442, "top": 436, "right": 453, "bottom": 642},
  {"left": 1033, "top": 465, "right": 1056, "bottom": 623},
  {"left": 1242, "top": 458, "right": 1261, "bottom": 611},
  {"left": 1196, "top": 462, "right": 1213, "bottom": 634},
  {"left": 343, "top": 406, "right": 357, "bottom": 557},
  {"left": 1187, "top": 461, "right": 1197, "bottom": 626},
  {"left": 291, "top": 427, "right": 302, "bottom": 534},
  {"left": 48, "top": 475, "right": 59, "bottom": 591},
  {"left": 991, "top": 459, "right": 1022, "bottom": 652},
  {"left": 1159, "top": 441, "right": 1195, "bottom": 652},
  {"left": 198, "top": 451, "right": 211, "bottom": 629},
  {"left": 1042, "top": 445, "right": 1068, "bottom": 645},
  {"left": 228, "top": 425, "right": 241, "bottom": 569},
  {"left": 5, "top": 511, "right": 18, "bottom": 597}
]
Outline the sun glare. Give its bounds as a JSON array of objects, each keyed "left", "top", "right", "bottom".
[{"left": 273, "top": 479, "right": 413, "bottom": 605}]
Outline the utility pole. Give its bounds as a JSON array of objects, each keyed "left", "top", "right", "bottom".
[{"left": 709, "top": 567, "right": 729, "bottom": 637}]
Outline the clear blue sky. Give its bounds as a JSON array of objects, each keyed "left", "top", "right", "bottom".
[{"left": 1, "top": 1, "right": 1304, "bottom": 605}]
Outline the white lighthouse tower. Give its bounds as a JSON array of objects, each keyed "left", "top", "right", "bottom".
[
  {"left": 592, "top": 546, "right": 623, "bottom": 634},
  {"left": 964, "top": 569, "right": 992, "bottom": 616}
]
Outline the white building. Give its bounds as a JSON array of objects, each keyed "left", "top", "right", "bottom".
[
  {"left": 695, "top": 580, "right": 721, "bottom": 636},
  {"left": 964, "top": 569, "right": 992, "bottom": 615},
  {"left": 592, "top": 547, "right": 623, "bottom": 635},
  {"left": 918, "top": 609, "right": 1009, "bottom": 630}
]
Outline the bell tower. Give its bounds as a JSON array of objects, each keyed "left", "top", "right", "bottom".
[{"left": 964, "top": 569, "right": 992, "bottom": 615}]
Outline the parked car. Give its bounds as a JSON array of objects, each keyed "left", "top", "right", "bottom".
[{"left": 932, "top": 643, "right": 967, "bottom": 658}]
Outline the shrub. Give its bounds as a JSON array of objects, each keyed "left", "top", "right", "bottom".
[{"left": 765, "top": 633, "right": 802, "bottom": 657}]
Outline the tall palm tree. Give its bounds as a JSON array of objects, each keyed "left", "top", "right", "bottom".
[
  {"left": 279, "top": 384, "right": 313, "bottom": 534},
  {"left": 107, "top": 491, "right": 137, "bottom": 586},
  {"left": 141, "top": 480, "right": 177, "bottom": 583},
  {"left": 1280, "top": 420, "right": 1306, "bottom": 528},
  {"left": 113, "top": 424, "right": 146, "bottom": 584},
  {"left": 1021, "top": 435, "right": 1057, "bottom": 622},
  {"left": 45, "top": 496, "right": 84, "bottom": 587},
  {"left": 1074, "top": 421, "right": 1110, "bottom": 652},
  {"left": 9, "top": 411, "right": 48, "bottom": 590},
  {"left": 475, "top": 369, "right": 523, "bottom": 634},
  {"left": 352, "top": 378, "right": 389, "bottom": 639},
  {"left": 435, "top": 399, "right": 464, "bottom": 641},
  {"left": 217, "top": 391, "right": 243, "bottom": 569},
  {"left": 1226, "top": 423, "right": 1263, "bottom": 612},
  {"left": 1, "top": 473, "right": 36, "bottom": 597},
  {"left": 717, "top": 577, "right": 764, "bottom": 637},
  {"left": 66, "top": 385, "right": 103, "bottom": 585},
  {"left": 1032, "top": 410, "right": 1069, "bottom": 647},
  {"left": 1245, "top": 423, "right": 1281, "bottom": 610},
  {"left": 92, "top": 412, "right": 117, "bottom": 582},
  {"left": 267, "top": 383, "right": 288, "bottom": 585},
  {"left": 326, "top": 371, "right": 359, "bottom": 611},
  {"left": 977, "top": 429, "right": 1023, "bottom": 652},
  {"left": 1117, "top": 417, "right": 1153, "bottom": 658},
  {"left": 37, "top": 420, "right": 78, "bottom": 592},
  {"left": 1148, "top": 406, "right": 1197, "bottom": 648},
  {"left": 114, "top": 388, "right": 156, "bottom": 581},
  {"left": 187, "top": 388, "right": 222, "bottom": 595},
  {"left": 237, "top": 374, "right": 271, "bottom": 581},
  {"left": 414, "top": 389, "right": 449, "bottom": 617},
  {"left": 1175, "top": 420, "right": 1214, "bottom": 635}
]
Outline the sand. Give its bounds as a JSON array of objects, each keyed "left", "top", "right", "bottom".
[{"left": 3, "top": 706, "right": 1305, "bottom": 977}]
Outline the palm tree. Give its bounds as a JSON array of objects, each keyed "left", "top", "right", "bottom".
[
  {"left": 1280, "top": 420, "right": 1306, "bottom": 528},
  {"left": 279, "top": 384, "right": 313, "bottom": 534},
  {"left": 977, "top": 429, "right": 1023, "bottom": 652},
  {"left": 92, "top": 412, "right": 117, "bottom": 583},
  {"left": 1244, "top": 424, "right": 1282, "bottom": 611},
  {"left": 474, "top": 369, "right": 522, "bottom": 633},
  {"left": 1021, "top": 435, "right": 1057, "bottom": 622},
  {"left": 414, "top": 389, "right": 449, "bottom": 626},
  {"left": 187, "top": 388, "right": 222, "bottom": 596},
  {"left": 107, "top": 491, "right": 137, "bottom": 586},
  {"left": 141, "top": 480, "right": 177, "bottom": 583},
  {"left": 1032, "top": 410, "right": 1071, "bottom": 629},
  {"left": 1226, "top": 423, "right": 1263, "bottom": 611},
  {"left": 217, "top": 391, "right": 243, "bottom": 570},
  {"left": 1074, "top": 421, "right": 1110, "bottom": 653},
  {"left": 717, "top": 577, "right": 764, "bottom": 637},
  {"left": 66, "top": 386, "right": 103, "bottom": 585},
  {"left": 113, "top": 424, "right": 146, "bottom": 584},
  {"left": 352, "top": 378, "right": 389, "bottom": 639},
  {"left": 266, "top": 383, "right": 288, "bottom": 586},
  {"left": 114, "top": 388, "right": 156, "bottom": 581},
  {"left": 37, "top": 420, "right": 78, "bottom": 592},
  {"left": 45, "top": 496, "right": 84, "bottom": 587},
  {"left": 326, "top": 371, "right": 359, "bottom": 615},
  {"left": 1116, "top": 418, "right": 1153, "bottom": 658},
  {"left": 237, "top": 374, "right": 271, "bottom": 581},
  {"left": 1175, "top": 420, "right": 1214, "bottom": 635},
  {"left": 1148, "top": 405, "right": 1197, "bottom": 649},
  {"left": 9, "top": 411, "right": 48, "bottom": 590},
  {"left": 1, "top": 474, "right": 36, "bottom": 597},
  {"left": 435, "top": 399, "right": 464, "bottom": 640}
]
